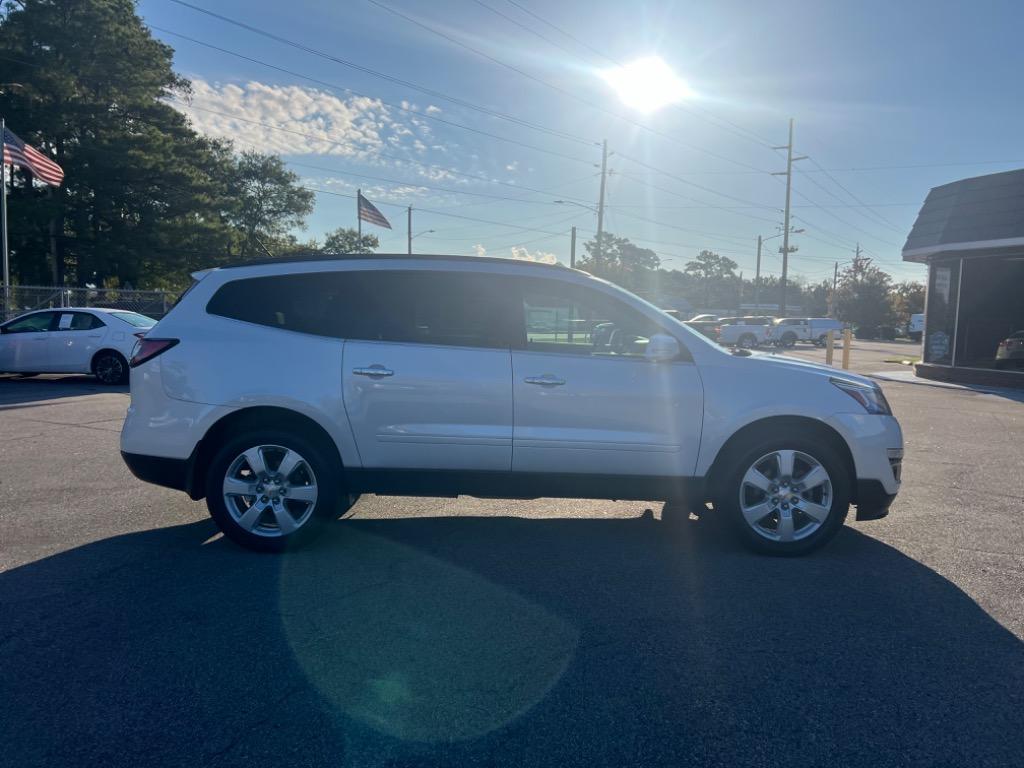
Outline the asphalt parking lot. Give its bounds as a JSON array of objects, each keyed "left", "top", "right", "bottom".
[{"left": 2, "top": 341, "right": 1023, "bottom": 767}]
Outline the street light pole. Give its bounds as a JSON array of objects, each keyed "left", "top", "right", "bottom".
[
  {"left": 570, "top": 225, "right": 576, "bottom": 269},
  {"left": 407, "top": 205, "right": 412, "bottom": 255}
]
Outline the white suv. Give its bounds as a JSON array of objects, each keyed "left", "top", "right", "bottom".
[{"left": 120, "top": 255, "right": 903, "bottom": 555}]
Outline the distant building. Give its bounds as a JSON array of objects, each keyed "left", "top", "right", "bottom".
[{"left": 903, "top": 168, "right": 1024, "bottom": 385}]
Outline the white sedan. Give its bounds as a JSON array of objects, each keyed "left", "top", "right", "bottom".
[{"left": 0, "top": 307, "right": 156, "bottom": 384}]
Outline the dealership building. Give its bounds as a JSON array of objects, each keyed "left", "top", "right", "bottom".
[{"left": 903, "top": 168, "right": 1024, "bottom": 385}]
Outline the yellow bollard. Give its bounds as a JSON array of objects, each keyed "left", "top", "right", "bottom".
[
  {"left": 825, "top": 330, "right": 834, "bottom": 366},
  {"left": 841, "top": 328, "right": 852, "bottom": 370}
]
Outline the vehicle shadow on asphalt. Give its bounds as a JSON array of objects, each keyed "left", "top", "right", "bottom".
[
  {"left": 2, "top": 513, "right": 1023, "bottom": 767},
  {"left": 0, "top": 374, "right": 127, "bottom": 408}
]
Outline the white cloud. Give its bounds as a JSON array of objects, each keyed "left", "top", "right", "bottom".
[
  {"left": 174, "top": 79, "right": 424, "bottom": 160},
  {"left": 473, "top": 244, "right": 487, "bottom": 258},
  {"left": 425, "top": 105, "right": 442, "bottom": 114},
  {"left": 510, "top": 246, "right": 558, "bottom": 264},
  {"left": 505, "top": 160, "right": 519, "bottom": 172}
]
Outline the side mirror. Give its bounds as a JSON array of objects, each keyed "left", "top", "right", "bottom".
[{"left": 645, "top": 333, "right": 680, "bottom": 362}]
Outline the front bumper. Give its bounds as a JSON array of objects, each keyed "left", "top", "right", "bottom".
[{"left": 855, "top": 479, "right": 897, "bottom": 521}]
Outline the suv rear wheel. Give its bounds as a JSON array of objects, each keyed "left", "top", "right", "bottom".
[
  {"left": 715, "top": 436, "right": 850, "bottom": 555},
  {"left": 205, "top": 428, "right": 348, "bottom": 551},
  {"left": 738, "top": 333, "right": 758, "bottom": 349},
  {"left": 779, "top": 331, "right": 797, "bottom": 348}
]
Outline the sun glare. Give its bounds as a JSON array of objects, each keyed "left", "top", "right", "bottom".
[{"left": 600, "top": 56, "right": 693, "bottom": 113}]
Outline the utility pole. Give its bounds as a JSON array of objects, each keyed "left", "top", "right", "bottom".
[
  {"left": 772, "top": 119, "right": 806, "bottom": 317},
  {"left": 753, "top": 235, "right": 762, "bottom": 311},
  {"left": 356, "top": 188, "right": 361, "bottom": 239},
  {"left": 570, "top": 225, "right": 577, "bottom": 269},
  {"left": 829, "top": 260, "right": 839, "bottom": 318},
  {"left": 407, "top": 206, "right": 412, "bottom": 255},
  {"left": 595, "top": 139, "right": 608, "bottom": 260}
]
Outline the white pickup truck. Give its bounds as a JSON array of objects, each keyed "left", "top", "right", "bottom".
[
  {"left": 715, "top": 316, "right": 775, "bottom": 348},
  {"left": 769, "top": 317, "right": 845, "bottom": 348}
]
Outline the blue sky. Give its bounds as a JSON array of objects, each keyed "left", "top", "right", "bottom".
[{"left": 139, "top": 0, "right": 1024, "bottom": 283}]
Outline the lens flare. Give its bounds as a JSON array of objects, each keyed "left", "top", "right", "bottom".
[{"left": 600, "top": 56, "right": 693, "bottom": 113}]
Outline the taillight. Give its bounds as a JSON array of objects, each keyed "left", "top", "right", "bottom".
[
  {"left": 129, "top": 338, "right": 179, "bottom": 368},
  {"left": 133, "top": 332, "right": 147, "bottom": 340},
  {"left": 713, "top": 325, "right": 721, "bottom": 334}
]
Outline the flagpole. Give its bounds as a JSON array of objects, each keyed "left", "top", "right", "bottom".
[
  {"left": 356, "top": 188, "right": 361, "bottom": 239},
  {"left": 1, "top": 117, "right": 9, "bottom": 321}
]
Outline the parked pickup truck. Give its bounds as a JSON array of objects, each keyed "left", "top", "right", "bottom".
[
  {"left": 769, "top": 317, "right": 845, "bottom": 348},
  {"left": 716, "top": 316, "right": 775, "bottom": 348}
]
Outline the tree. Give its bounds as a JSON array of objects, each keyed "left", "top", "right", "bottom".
[
  {"left": 890, "top": 280, "right": 925, "bottom": 325},
  {"left": 577, "top": 232, "right": 660, "bottom": 292},
  {"left": 833, "top": 255, "right": 895, "bottom": 329},
  {"left": 226, "top": 152, "right": 315, "bottom": 260},
  {"left": 321, "top": 228, "right": 379, "bottom": 255},
  {"left": 683, "top": 250, "right": 738, "bottom": 308},
  {"left": 0, "top": 0, "right": 238, "bottom": 287}
]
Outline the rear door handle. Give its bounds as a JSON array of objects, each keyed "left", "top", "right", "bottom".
[
  {"left": 353, "top": 365, "right": 394, "bottom": 378},
  {"left": 524, "top": 374, "right": 565, "bottom": 386}
]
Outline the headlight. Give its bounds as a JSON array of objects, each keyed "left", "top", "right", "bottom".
[{"left": 831, "top": 378, "right": 892, "bottom": 415}]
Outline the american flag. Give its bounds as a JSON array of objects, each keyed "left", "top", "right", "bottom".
[
  {"left": 358, "top": 191, "right": 392, "bottom": 229},
  {"left": 2, "top": 126, "right": 64, "bottom": 187}
]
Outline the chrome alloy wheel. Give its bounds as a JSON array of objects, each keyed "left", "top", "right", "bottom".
[
  {"left": 222, "top": 444, "right": 318, "bottom": 537},
  {"left": 738, "top": 449, "right": 833, "bottom": 543}
]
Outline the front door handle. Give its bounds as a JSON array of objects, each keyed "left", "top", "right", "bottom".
[
  {"left": 524, "top": 374, "right": 566, "bottom": 386},
  {"left": 353, "top": 365, "right": 394, "bottom": 378}
]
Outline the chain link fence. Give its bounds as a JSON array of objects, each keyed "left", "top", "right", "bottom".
[{"left": 1, "top": 285, "right": 179, "bottom": 323}]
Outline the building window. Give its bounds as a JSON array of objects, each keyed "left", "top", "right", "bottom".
[{"left": 923, "top": 261, "right": 960, "bottom": 365}]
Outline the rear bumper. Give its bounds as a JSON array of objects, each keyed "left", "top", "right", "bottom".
[
  {"left": 855, "top": 479, "right": 897, "bottom": 521},
  {"left": 121, "top": 451, "right": 195, "bottom": 497}
]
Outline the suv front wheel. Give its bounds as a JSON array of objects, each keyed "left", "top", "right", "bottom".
[
  {"left": 205, "top": 429, "right": 348, "bottom": 551},
  {"left": 716, "top": 436, "right": 850, "bottom": 555}
]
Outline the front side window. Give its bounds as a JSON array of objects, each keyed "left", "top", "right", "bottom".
[
  {"left": 518, "top": 279, "right": 667, "bottom": 359},
  {"left": 3, "top": 312, "right": 56, "bottom": 334}
]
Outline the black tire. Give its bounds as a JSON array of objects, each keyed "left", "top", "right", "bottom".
[
  {"left": 92, "top": 350, "right": 128, "bottom": 385},
  {"left": 714, "top": 434, "right": 851, "bottom": 556},
  {"left": 780, "top": 331, "right": 797, "bottom": 349},
  {"left": 738, "top": 333, "right": 757, "bottom": 349},
  {"left": 205, "top": 428, "right": 346, "bottom": 552}
]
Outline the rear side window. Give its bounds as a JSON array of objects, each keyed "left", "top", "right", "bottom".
[
  {"left": 110, "top": 311, "right": 154, "bottom": 328},
  {"left": 207, "top": 270, "right": 517, "bottom": 348}
]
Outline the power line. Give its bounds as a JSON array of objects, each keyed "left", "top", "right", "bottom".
[
  {"left": 361, "top": 0, "right": 772, "bottom": 173},
  {"left": 500, "top": 0, "right": 779, "bottom": 151},
  {"left": 168, "top": 98, "right": 600, "bottom": 202},
  {"left": 804, "top": 154, "right": 905, "bottom": 232},
  {"left": 166, "top": 0, "right": 594, "bottom": 146},
  {"left": 612, "top": 171, "right": 780, "bottom": 224},
  {"left": 149, "top": 25, "right": 596, "bottom": 168}
]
